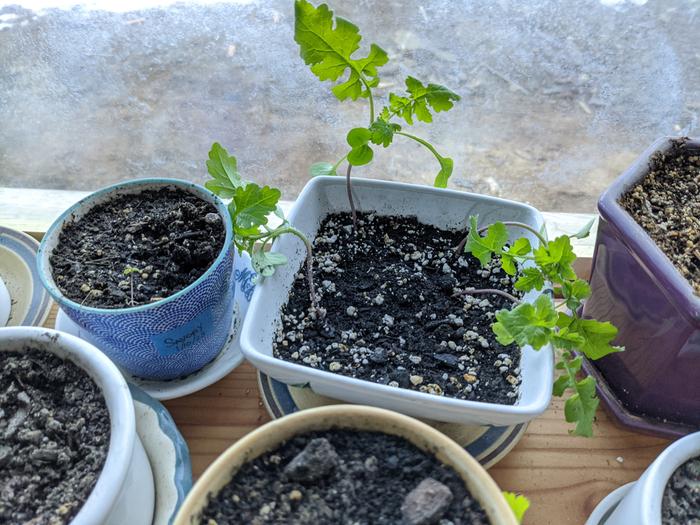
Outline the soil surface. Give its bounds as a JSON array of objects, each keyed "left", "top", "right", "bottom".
[
  {"left": 51, "top": 188, "right": 225, "bottom": 308},
  {"left": 662, "top": 455, "right": 700, "bottom": 524},
  {"left": 620, "top": 138, "right": 700, "bottom": 294},
  {"left": 200, "top": 429, "right": 490, "bottom": 525},
  {"left": 0, "top": 349, "right": 110, "bottom": 524},
  {"left": 274, "top": 212, "right": 522, "bottom": 405}
]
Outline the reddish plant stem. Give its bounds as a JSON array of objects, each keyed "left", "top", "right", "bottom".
[{"left": 453, "top": 287, "right": 521, "bottom": 304}]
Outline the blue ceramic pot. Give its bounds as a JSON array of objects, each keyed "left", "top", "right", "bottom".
[{"left": 37, "top": 179, "right": 235, "bottom": 380}]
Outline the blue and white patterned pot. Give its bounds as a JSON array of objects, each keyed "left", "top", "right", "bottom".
[{"left": 37, "top": 179, "right": 235, "bottom": 380}]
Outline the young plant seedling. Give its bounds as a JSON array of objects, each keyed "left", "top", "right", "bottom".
[
  {"left": 294, "top": 0, "right": 460, "bottom": 228},
  {"left": 204, "top": 143, "right": 319, "bottom": 308},
  {"left": 503, "top": 491, "right": 530, "bottom": 524},
  {"left": 122, "top": 265, "right": 142, "bottom": 307},
  {"left": 459, "top": 216, "right": 622, "bottom": 437}
]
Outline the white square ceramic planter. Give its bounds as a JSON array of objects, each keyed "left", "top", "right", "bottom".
[{"left": 240, "top": 177, "right": 553, "bottom": 426}]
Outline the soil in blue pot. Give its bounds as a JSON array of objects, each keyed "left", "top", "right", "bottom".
[
  {"left": 0, "top": 350, "right": 110, "bottom": 524},
  {"left": 662, "top": 456, "right": 700, "bottom": 524},
  {"left": 273, "top": 212, "right": 522, "bottom": 405},
  {"left": 619, "top": 138, "right": 700, "bottom": 294},
  {"left": 200, "top": 429, "right": 489, "bottom": 525},
  {"left": 50, "top": 188, "right": 224, "bottom": 308}
]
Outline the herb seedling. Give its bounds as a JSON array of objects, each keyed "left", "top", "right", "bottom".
[
  {"left": 204, "top": 143, "right": 318, "bottom": 307},
  {"left": 460, "top": 216, "right": 622, "bottom": 436},
  {"left": 294, "top": 0, "right": 460, "bottom": 227},
  {"left": 122, "top": 265, "right": 142, "bottom": 307},
  {"left": 503, "top": 491, "right": 530, "bottom": 524}
]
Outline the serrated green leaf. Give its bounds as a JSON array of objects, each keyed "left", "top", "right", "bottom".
[
  {"left": 464, "top": 216, "right": 509, "bottom": 267},
  {"left": 294, "top": 0, "right": 387, "bottom": 101},
  {"left": 514, "top": 267, "right": 546, "bottom": 291},
  {"left": 492, "top": 294, "right": 557, "bottom": 349},
  {"left": 368, "top": 118, "right": 401, "bottom": 147},
  {"left": 552, "top": 375, "right": 570, "bottom": 397},
  {"left": 572, "top": 318, "right": 624, "bottom": 360},
  {"left": 501, "top": 238, "right": 532, "bottom": 275},
  {"left": 572, "top": 217, "right": 596, "bottom": 239},
  {"left": 206, "top": 143, "right": 243, "bottom": 197},
  {"left": 433, "top": 155, "right": 453, "bottom": 188},
  {"left": 231, "top": 184, "right": 280, "bottom": 230},
  {"left": 534, "top": 235, "right": 577, "bottom": 283},
  {"left": 564, "top": 376, "right": 599, "bottom": 437},
  {"left": 561, "top": 278, "right": 591, "bottom": 312},
  {"left": 251, "top": 250, "right": 288, "bottom": 277},
  {"left": 310, "top": 161, "right": 337, "bottom": 177},
  {"left": 503, "top": 492, "right": 530, "bottom": 524},
  {"left": 389, "top": 76, "right": 460, "bottom": 125}
]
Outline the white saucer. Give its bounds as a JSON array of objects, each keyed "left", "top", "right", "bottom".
[
  {"left": 130, "top": 384, "right": 192, "bottom": 524},
  {"left": 0, "top": 226, "right": 52, "bottom": 327},
  {"left": 0, "top": 276, "right": 10, "bottom": 327},
  {"left": 56, "top": 306, "right": 246, "bottom": 400},
  {"left": 585, "top": 482, "right": 634, "bottom": 525}
]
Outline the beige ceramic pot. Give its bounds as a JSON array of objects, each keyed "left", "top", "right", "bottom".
[{"left": 174, "top": 405, "right": 517, "bottom": 525}]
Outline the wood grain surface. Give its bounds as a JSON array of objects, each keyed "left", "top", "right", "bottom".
[{"left": 18, "top": 203, "right": 668, "bottom": 525}]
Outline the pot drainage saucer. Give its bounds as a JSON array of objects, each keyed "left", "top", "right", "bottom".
[
  {"left": 585, "top": 482, "right": 634, "bottom": 525},
  {"left": 0, "top": 226, "right": 52, "bottom": 327},
  {"left": 56, "top": 306, "right": 246, "bottom": 400},
  {"left": 130, "top": 383, "right": 192, "bottom": 525},
  {"left": 257, "top": 371, "right": 528, "bottom": 469}
]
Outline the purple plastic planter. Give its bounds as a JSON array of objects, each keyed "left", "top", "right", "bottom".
[{"left": 582, "top": 137, "right": 700, "bottom": 438}]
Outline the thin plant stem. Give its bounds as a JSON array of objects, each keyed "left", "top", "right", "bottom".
[
  {"left": 454, "top": 221, "right": 548, "bottom": 255},
  {"left": 453, "top": 287, "right": 521, "bottom": 305},
  {"left": 346, "top": 163, "right": 357, "bottom": 230}
]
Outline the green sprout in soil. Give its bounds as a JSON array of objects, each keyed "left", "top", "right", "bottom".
[
  {"left": 458, "top": 216, "right": 623, "bottom": 437},
  {"left": 205, "top": 143, "right": 318, "bottom": 308},
  {"left": 503, "top": 491, "right": 530, "bottom": 524},
  {"left": 295, "top": 0, "right": 460, "bottom": 228},
  {"left": 122, "top": 265, "right": 142, "bottom": 306}
]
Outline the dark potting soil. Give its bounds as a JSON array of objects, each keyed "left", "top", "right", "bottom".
[
  {"left": 620, "top": 138, "right": 700, "bottom": 295},
  {"left": 200, "top": 429, "right": 490, "bottom": 525},
  {"left": 662, "top": 455, "right": 700, "bottom": 525},
  {"left": 50, "top": 188, "right": 225, "bottom": 308},
  {"left": 273, "top": 213, "right": 522, "bottom": 405},
  {"left": 0, "top": 349, "right": 110, "bottom": 524}
]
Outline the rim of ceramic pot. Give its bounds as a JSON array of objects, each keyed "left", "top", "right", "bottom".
[
  {"left": 174, "top": 404, "right": 518, "bottom": 525},
  {"left": 0, "top": 327, "right": 135, "bottom": 524},
  {"left": 37, "top": 178, "right": 233, "bottom": 315},
  {"left": 597, "top": 136, "right": 700, "bottom": 323},
  {"left": 638, "top": 430, "right": 700, "bottom": 522}
]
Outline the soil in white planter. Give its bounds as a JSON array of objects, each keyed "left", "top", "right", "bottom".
[
  {"left": 0, "top": 349, "right": 110, "bottom": 524},
  {"left": 200, "top": 429, "right": 490, "bottom": 524},
  {"left": 274, "top": 213, "right": 522, "bottom": 405},
  {"left": 50, "top": 188, "right": 225, "bottom": 308},
  {"left": 662, "top": 456, "right": 700, "bottom": 524},
  {"left": 620, "top": 138, "right": 700, "bottom": 294}
]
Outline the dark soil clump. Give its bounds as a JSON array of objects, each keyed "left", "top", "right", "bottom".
[
  {"left": 51, "top": 188, "right": 225, "bottom": 308},
  {"left": 200, "top": 429, "right": 490, "bottom": 525},
  {"left": 620, "top": 138, "right": 700, "bottom": 294},
  {"left": 0, "top": 349, "right": 110, "bottom": 524},
  {"left": 662, "top": 455, "right": 700, "bottom": 524},
  {"left": 274, "top": 212, "right": 522, "bottom": 405}
]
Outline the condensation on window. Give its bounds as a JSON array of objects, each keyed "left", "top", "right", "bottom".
[{"left": 0, "top": 0, "right": 697, "bottom": 211}]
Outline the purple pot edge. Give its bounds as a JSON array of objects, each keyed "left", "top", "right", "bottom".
[
  {"left": 581, "top": 356, "right": 693, "bottom": 439},
  {"left": 596, "top": 136, "right": 700, "bottom": 324}
]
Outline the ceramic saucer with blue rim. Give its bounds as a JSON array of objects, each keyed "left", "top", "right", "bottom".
[
  {"left": 584, "top": 482, "right": 634, "bottom": 525},
  {"left": 257, "top": 372, "right": 528, "bottom": 469},
  {"left": 129, "top": 383, "right": 193, "bottom": 525},
  {"left": 0, "top": 226, "right": 52, "bottom": 327}
]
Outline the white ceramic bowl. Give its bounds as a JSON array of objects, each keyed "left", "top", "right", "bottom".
[
  {"left": 241, "top": 177, "right": 554, "bottom": 426},
  {"left": 0, "top": 276, "right": 10, "bottom": 326},
  {"left": 0, "top": 327, "right": 155, "bottom": 525},
  {"left": 588, "top": 431, "right": 700, "bottom": 525}
]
